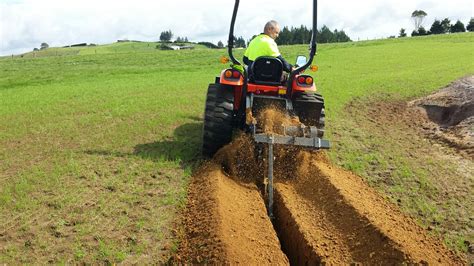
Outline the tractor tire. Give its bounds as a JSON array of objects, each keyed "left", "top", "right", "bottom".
[
  {"left": 202, "top": 83, "right": 235, "bottom": 157},
  {"left": 293, "top": 92, "right": 325, "bottom": 138}
]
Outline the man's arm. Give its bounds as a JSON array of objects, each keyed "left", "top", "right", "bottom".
[{"left": 277, "top": 55, "right": 293, "bottom": 72}]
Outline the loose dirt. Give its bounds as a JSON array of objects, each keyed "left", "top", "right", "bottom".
[
  {"left": 177, "top": 161, "right": 288, "bottom": 264},
  {"left": 275, "top": 151, "right": 463, "bottom": 264},
  {"left": 409, "top": 75, "right": 474, "bottom": 158},
  {"left": 177, "top": 104, "right": 466, "bottom": 264}
]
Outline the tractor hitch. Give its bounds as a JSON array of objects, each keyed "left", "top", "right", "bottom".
[{"left": 252, "top": 122, "right": 329, "bottom": 218}]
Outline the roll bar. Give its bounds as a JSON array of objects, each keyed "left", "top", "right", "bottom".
[
  {"left": 228, "top": 0, "right": 241, "bottom": 66},
  {"left": 293, "top": 0, "right": 318, "bottom": 73}
]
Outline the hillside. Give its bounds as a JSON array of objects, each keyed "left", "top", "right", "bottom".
[{"left": 0, "top": 33, "right": 473, "bottom": 263}]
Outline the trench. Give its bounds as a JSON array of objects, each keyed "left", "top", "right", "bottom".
[
  {"left": 259, "top": 171, "right": 406, "bottom": 265},
  {"left": 422, "top": 103, "right": 474, "bottom": 127},
  {"left": 248, "top": 146, "right": 406, "bottom": 265},
  {"left": 272, "top": 189, "right": 322, "bottom": 264},
  {"left": 252, "top": 146, "right": 319, "bottom": 264},
  {"left": 253, "top": 180, "right": 319, "bottom": 265},
  {"left": 252, "top": 148, "right": 330, "bottom": 264},
  {"left": 254, "top": 149, "right": 460, "bottom": 265},
  {"left": 179, "top": 135, "right": 465, "bottom": 264}
]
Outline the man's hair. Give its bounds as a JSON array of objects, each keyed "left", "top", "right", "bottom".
[{"left": 264, "top": 20, "right": 280, "bottom": 34}]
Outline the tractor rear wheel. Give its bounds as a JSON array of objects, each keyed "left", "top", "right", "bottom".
[
  {"left": 293, "top": 92, "right": 325, "bottom": 138},
  {"left": 202, "top": 83, "right": 235, "bottom": 157}
]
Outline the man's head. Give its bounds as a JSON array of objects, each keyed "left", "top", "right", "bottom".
[{"left": 264, "top": 20, "right": 280, "bottom": 40}]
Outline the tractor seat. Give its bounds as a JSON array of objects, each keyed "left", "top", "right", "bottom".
[{"left": 250, "top": 57, "right": 283, "bottom": 86}]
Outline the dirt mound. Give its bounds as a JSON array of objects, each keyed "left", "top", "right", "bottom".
[
  {"left": 274, "top": 151, "right": 463, "bottom": 264},
  {"left": 177, "top": 107, "right": 465, "bottom": 264},
  {"left": 176, "top": 161, "right": 288, "bottom": 264},
  {"left": 409, "top": 76, "right": 474, "bottom": 157}
]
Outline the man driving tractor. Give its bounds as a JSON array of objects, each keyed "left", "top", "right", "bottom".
[{"left": 243, "top": 20, "right": 294, "bottom": 76}]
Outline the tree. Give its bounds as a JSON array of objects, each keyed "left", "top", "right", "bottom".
[
  {"left": 318, "top": 25, "right": 335, "bottom": 43},
  {"left": 40, "top": 42, "right": 49, "bottom": 50},
  {"left": 450, "top": 20, "right": 466, "bottom": 33},
  {"left": 159, "top": 30, "right": 173, "bottom": 42},
  {"left": 467, "top": 18, "right": 474, "bottom": 32},
  {"left": 175, "top": 36, "right": 188, "bottom": 43},
  {"left": 291, "top": 25, "right": 311, "bottom": 44},
  {"left": 411, "top": 26, "right": 428, "bottom": 37},
  {"left": 217, "top": 40, "right": 224, "bottom": 48},
  {"left": 430, "top": 20, "right": 444, "bottom": 34},
  {"left": 276, "top": 26, "right": 291, "bottom": 45},
  {"left": 275, "top": 24, "right": 350, "bottom": 45},
  {"left": 234, "top": 36, "right": 246, "bottom": 48},
  {"left": 334, "top": 29, "right": 351, "bottom": 42},
  {"left": 399, "top": 28, "right": 407, "bottom": 37},
  {"left": 411, "top": 10, "right": 428, "bottom": 31},
  {"left": 418, "top": 26, "right": 428, "bottom": 35},
  {"left": 441, "top": 18, "right": 451, "bottom": 33}
]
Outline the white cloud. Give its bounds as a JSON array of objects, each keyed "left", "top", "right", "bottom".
[{"left": 0, "top": 0, "right": 472, "bottom": 55}]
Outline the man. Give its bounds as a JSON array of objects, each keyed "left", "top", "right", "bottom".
[{"left": 243, "top": 20, "right": 293, "bottom": 73}]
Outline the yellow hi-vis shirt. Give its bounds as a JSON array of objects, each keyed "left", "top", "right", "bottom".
[{"left": 244, "top": 34, "right": 280, "bottom": 61}]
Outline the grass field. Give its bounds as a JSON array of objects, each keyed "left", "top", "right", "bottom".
[{"left": 1, "top": 33, "right": 473, "bottom": 263}]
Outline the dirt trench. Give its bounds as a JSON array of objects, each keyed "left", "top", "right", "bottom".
[
  {"left": 176, "top": 110, "right": 466, "bottom": 264},
  {"left": 408, "top": 75, "right": 474, "bottom": 158}
]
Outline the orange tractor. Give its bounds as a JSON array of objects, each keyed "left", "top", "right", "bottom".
[{"left": 202, "top": 0, "right": 329, "bottom": 216}]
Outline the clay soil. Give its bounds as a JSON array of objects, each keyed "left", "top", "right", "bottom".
[{"left": 176, "top": 102, "right": 467, "bottom": 264}]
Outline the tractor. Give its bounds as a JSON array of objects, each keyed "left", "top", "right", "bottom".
[{"left": 202, "top": 0, "right": 329, "bottom": 216}]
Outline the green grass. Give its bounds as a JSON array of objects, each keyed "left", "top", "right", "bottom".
[{"left": 1, "top": 33, "right": 473, "bottom": 263}]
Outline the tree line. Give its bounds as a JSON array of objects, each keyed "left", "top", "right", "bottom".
[
  {"left": 159, "top": 30, "right": 189, "bottom": 43},
  {"left": 401, "top": 11, "right": 473, "bottom": 37},
  {"left": 275, "top": 25, "right": 351, "bottom": 45},
  {"left": 158, "top": 24, "right": 351, "bottom": 49}
]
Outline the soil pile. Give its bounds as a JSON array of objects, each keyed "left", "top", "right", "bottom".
[
  {"left": 177, "top": 148, "right": 288, "bottom": 264},
  {"left": 177, "top": 107, "right": 466, "bottom": 264},
  {"left": 409, "top": 76, "right": 474, "bottom": 157},
  {"left": 274, "top": 151, "right": 463, "bottom": 264}
]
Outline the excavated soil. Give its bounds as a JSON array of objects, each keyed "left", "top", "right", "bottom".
[
  {"left": 177, "top": 161, "right": 288, "bottom": 264},
  {"left": 274, "top": 151, "right": 463, "bottom": 264},
  {"left": 176, "top": 104, "right": 466, "bottom": 264},
  {"left": 409, "top": 76, "right": 474, "bottom": 158}
]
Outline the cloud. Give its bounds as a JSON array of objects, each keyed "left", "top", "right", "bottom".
[{"left": 1, "top": 0, "right": 472, "bottom": 55}]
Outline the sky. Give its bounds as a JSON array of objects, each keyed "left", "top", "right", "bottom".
[{"left": 0, "top": 0, "right": 473, "bottom": 55}]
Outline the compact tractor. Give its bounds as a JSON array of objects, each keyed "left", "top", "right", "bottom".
[{"left": 202, "top": 0, "right": 329, "bottom": 216}]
